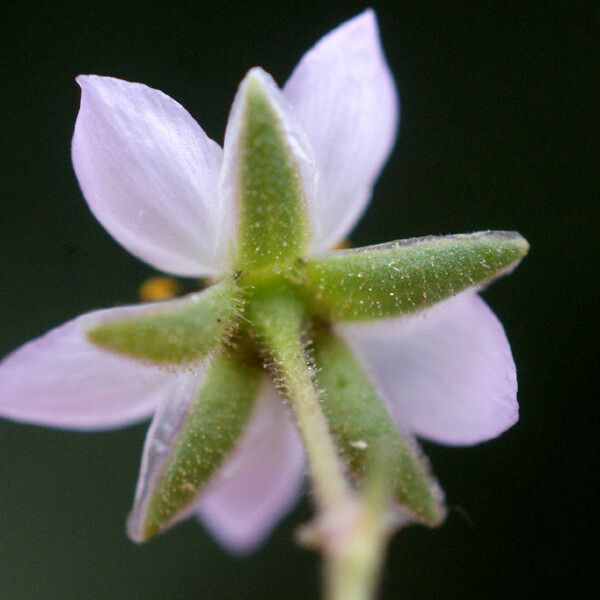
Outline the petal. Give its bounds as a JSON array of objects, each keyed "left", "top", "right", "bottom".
[
  {"left": 339, "top": 293, "right": 518, "bottom": 446},
  {"left": 72, "top": 75, "right": 228, "bottom": 277},
  {"left": 284, "top": 9, "right": 398, "bottom": 250},
  {"left": 196, "top": 384, "right": 305, "bottom": 553},
  {"left": 219, "top": 68, "right": 316, "bottom": 266},
  {"left": 0, "top": 301, "right": 196, "bottom": 430}
]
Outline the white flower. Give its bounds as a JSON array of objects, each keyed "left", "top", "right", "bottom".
[{"left": 0, "top": 10, "right": 520, "bottom": 552}]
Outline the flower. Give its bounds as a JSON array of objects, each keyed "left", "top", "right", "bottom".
[{"left": 0, "top": 10, "right": 526, "bottom": 553}]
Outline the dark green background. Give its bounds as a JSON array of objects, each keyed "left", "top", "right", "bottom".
[{"left": 0, "top": 1, "right": 596, "bottom": 598}]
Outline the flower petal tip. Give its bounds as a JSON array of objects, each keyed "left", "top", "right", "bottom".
[
  {"left": 75, "top": 74, "right": 125, "bottom": 98},
  {"left": 346, "top": 7, "right": 377, "bottom": 29},
  {"left": 283, "top": 7, "right": 398, "bottom": 251},
  {"left": 324, "top": 8, "right": 384, "bottom": 56},
  {"left": 74, "top": 73, "right": 94, "bottom": 88},
  {"left": 71, "top": 73, "right": 226, "bottom": 277}
]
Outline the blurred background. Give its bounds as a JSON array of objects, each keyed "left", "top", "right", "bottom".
[{"left": 0, "top": 1, "right": 596, "bottom": 598}]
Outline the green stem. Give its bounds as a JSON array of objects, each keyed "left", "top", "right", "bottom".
[
  {"left": 283, "top": 352, "right": 352, "bottom": 515},
  {"left": 249, "top": 287, "right": 351, "bottom": 515},
  {"left": 327, "top": 523, "right": 386, "bottom": 600},
  {"left": 327, "top": 445, "right": 398, "bottom": 600},
  {"left": 249, "top": 286, "right": 395, "bottom": 600}
]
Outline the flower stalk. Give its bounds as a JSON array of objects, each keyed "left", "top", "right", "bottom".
[
  {"left": 325, "top": 444, "right": 403, "bottom": 600},
  {"left": 248, "top": 285, "right": 352, "bottom": 517},
  {"left": 249, "top": 284, "right": 399, "bottom": 600}
]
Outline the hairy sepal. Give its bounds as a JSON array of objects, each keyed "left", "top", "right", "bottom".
[
  {"left": 234, "top": 70, "right": 309, "bottom": 271},
  {"left": 87, "top": 278, "right": 242, "bottom": 367},
  {"left": 129, "top": 349, "right": 262, "bottom": 541},
  {"left": 304, "top": 231, "right": 528, "bottom": 321},
  {"left": 312, "top": 328, "right": 446, "bottom": 526}
]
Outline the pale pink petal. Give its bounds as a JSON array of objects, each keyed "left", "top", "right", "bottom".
[
  {"left": 196, "top": 383, "right": 306, "bottom": 553},
  {"left": 0, "top": 301, "right": 196, "bottom": 430},
  {"left": 284, "top": 9, "right": 398, "bottom": 250},
  {"left": 339, "top": 293, "right": 518, "bottom": 446},
  {"left": 72, "top": 75, "right": 228, "bottom": 277},
  {"left": 218, "top": 67, "right": 316, "bottom": 251}
]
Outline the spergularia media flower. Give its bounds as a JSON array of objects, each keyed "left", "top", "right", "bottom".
[{"left": 0, "top": 9, "right": 528, "bottom": 599}]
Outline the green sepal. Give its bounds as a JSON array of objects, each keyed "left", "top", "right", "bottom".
[
  {"left": 312, "top": 328, "right": 445, "bottom": 526},
  {"left": 86, "top": 278, "right": 241, "bottom": 366},
  {"left": 304, "top": 231, "right": 528, "bottom": 321},
  {"left": 132, "top": 348, "right": 262, "bottom": 541},
  {"left": 235, "top": 71, "right": 308, "bottom": 271}
]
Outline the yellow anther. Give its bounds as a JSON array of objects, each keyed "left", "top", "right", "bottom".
[
  {"left": 139, "top": 276, "right": 179, "bottom": 302},
  {"left": 333, "top": 239, "right": 352, "bottom": 250}
]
